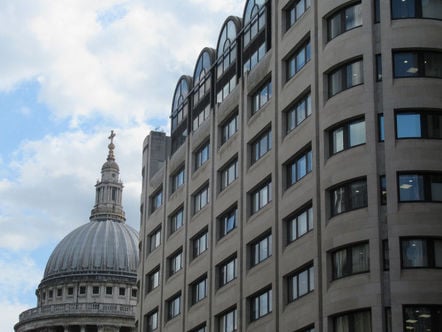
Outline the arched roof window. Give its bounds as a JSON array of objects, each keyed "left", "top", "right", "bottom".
[
  {"left": 193, "top": 48, "right": 214, "bottom": 107},
  {"left": 216, "top": 18, "right": 239, "bottom": 79},
  {"left": 171, "top": 76, "right": 191, "bottom": 132},
  {"left": 242, "top": 0, "right": 269, "bottom": 73}
]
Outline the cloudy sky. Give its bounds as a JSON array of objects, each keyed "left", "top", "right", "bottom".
[{"left": 0, "top": 0, "right": 245, "bottom": 329}]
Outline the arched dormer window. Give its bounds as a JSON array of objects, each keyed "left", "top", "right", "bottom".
[
  {"left": 216, "top": 17, "right": 240, "bottom": 104},
  {"left": 243, "top": 0, "right": 269, "bottom": 73},
  {"left": 171, "top": 76, "right": 192, "bottom": 153},
  {"left": 192, "top": 48, "right": 214, "bottom": 131}
]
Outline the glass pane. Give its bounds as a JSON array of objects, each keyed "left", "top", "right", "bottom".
[
  {"left": 394, "top": 52, "right": 419, "bottom": 77},
  {"left": 347, "top": 61, "right": 363, "bottom": 87},
  {"left": 297, "top": 100, "right": 306, "bottom": 125},
  {"left": 291, "top": 275, "right": 298, "bottom": 300},
  {"left": 298, "top": 211, "right": 307, "bottom": 236},
  {"left": 335, "top": 314, "right": 350, "bottom": 332},
  {"left": 422, "top": 0, "right": 442, "bottom": 19},
  {"left": 298, "top": 270, "right": 308, "bottom": 296},
  {"left": 306, "top": 94, "right": 312, "bottom": 115},
  {"left": 350, "top": 180, "right": 367, "bottom": 209},
  {"left": 308, "top": 207, "right": 313, "bottom": 230},
  {"left": 309, "top": 266, "right": 314, "bottom": 291},
  {"left": 333, "top": 249, "right": 347, "bottom": 278},
  {"left": 379, "top": 114, "right": 385, "bottom": 141},
  {"left": 296, "top": 48, "right": 306, "bottom": 72},
  {"left": 399, "top": 174, "right": 425, "bottom": 201},
  {"left": 296, "top": 0, "right": 305, "bottom": 19},
  {"left": 354, "top": 310, "right": 371, "bottom": 332},
  {"left": 297, "top": 155, "right": 307, "bottom": 180},
  {"left": 397, "top": 113, "right": 421, "bottom": 138},
  {"left": 349, "top": 120, "right": 366, "bottom": 147},
  {"left": 332, "top": 186, "right": 346, "bottom": 215},
  {"left": 430, "top": 174, "right": 442, "bottom": 201},
  {"left": 330, "top": 68, "right": 343, "bottom": 96},
  {"left": 328, "top": 14, "right": 341, "bottom": 40},
  {"left": 391, "top": 0, "right": 416, "bottom": 19},
  {"left": 402, "top": 239, "right": 427, "bottom": 267},
  {"left": 259, "top": 292, "right": 268, "bottom": 316},
  {"left": 427, "top": 113, "right": 442, "bottom": 138},
  {"left": 345, "top": 4, "right": 362, "bottom": 30},
  {"left": 352, "top": 243, "right": 369, "bottom": 273},
  {"left": 424, "top": 52, "right": 442, "bottom": 78},
  {"left": 333, "top": 127, "right": 344, "bottom": 153},
  {"left": 435, "top": 240, "right": 442, "bottom": 267}
]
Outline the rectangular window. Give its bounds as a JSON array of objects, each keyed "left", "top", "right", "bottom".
[
  {"left": 287, "top": 204, "right": 313, "bottom": 243},
  {"left": 57, "top": 288, "right": 63, "bottom": 297},
  {"left": 396, "top": 110, "right": 442, "bottom": 139},
  {"left": 195, "top": 141, "right": 210, "bottom": 170},
  {"left": 401, "top": 238, "right": 442, "bottom": 268},
  {"left": 147, "top": 266, "right": 160, "bottom": 292},
  {"left": 330, "top": 118, "right": 367, "bottom": 155},
  {"left": 79, "top": 286, "right": 86, "bottom": 295},
  {"left": 119, "top": 287, "right": 125, "bottom": 296},
  {"left": 286, "top": 147, "right": 312, "bottom": 187},
  {"left": 218, "top": 308, "right": 237, "bottom": 332},
  {"left": 193, "top": 184, "right": 210, "bottom": 214},
  {"left": 218, "top": 255, "right": 237, "bottom": 287},
  {"left": 171, "top": 167, "right": 185, "bottom": 193},
  {"left": 218, "top": 206, "right": 237, "bottom": 239},
  {"left": 106, "top": 286, "right": 113, "bottom": 295},
  {"left": 251, "top": 128, "right": 272, "bottom": 164},
  {"left": 380, "top": 175, "right": 387, "bottom": 205},
  {"left": 193, "top": 230, "right": 208, "bottom": 258},
  {"left": 191, "top": 276, "right": 207, "bottom": 304},
  {"left": 286, "top": 92, "right": 312, "bottom": 133},
  {"left": 151, "top": 189, "right": 162, "bottom": 213},
  {"left": 250, "top": 288, "right": 272, "bottom": 321},
  {"left": 250, "top": 233, "right": 272, "bottom": 267},
  {"left": 287, "top": 264, "right": 314, "bottom": 302},
  {"left": 374, "top": 0, "right": 380, "bottom": 22},
  {"left": 286, "top": 0, "right": 311, "bottom": 30},
  {"left": 378, "top": 113, "right": 385, "bottom": 141},
  {"left": 146, "top": 309, "right": 158, "bottom": 332},
  {"left": 220, "top": 158, "right": 238, "bottom": 191},
  {"left": 332, "top": 242, "right": 370, "bottom": 279},
  {"left": 251, "top": 180, "right": 272, "bottom": 214},
  {"left": 149, "top": 228, "right": 161, "bottom": 252},
  {"left": 393, "top": 50, "right": 442, "bottom": 78},
  {"left": 287, "top": 39, "right": 311, "bottom": 80},
  {"left": 333, "top": 309, "right": 372, "bottom": 332},
  {"left": 131, "top": 288, "right": 137, "bottom": 298},
  {"left": 168, "top": 249, "right": 183, "bottom": 276},
  {"left": 252, "top": 81, "right": 272, "bottom": 115},
  {"left": 398, "top": 172, "right": 442, "bottom": 202},
  {"left": 166, "top": 293, "right": 181, "bottom": 320},
  {"left": 193, "top": 104, "right": 210, "bottom": 131},
  {"left": 170, "top": 208, "right": 184, "bottom": 235},
  {"left": 392, "top": 0, "right": 442, "bottom": 20},
  {"left": 403, "top": 305, "right": 442, "bottom": 332},
  {"left": 376, "top": 54, "right": 382, "bottom": 81},
  {"left": 92, "top": 286, "right": 100, "bottom": 295},
  {"left": 383, "top": 239, "right": 390, "bottom": 270},
  {"left": 328, "top": 3, "right": 362, "bottom": 41},
  {"left": 221, "top": 113, "right": 239, "bottom": 144},
  {"left": 330, "top": 178, "right": 368, "bottom": 217},
  {"left": 67, "top": 287, "right": 74, "bottom": 296},
  {"left": 328, "top": 59, "right": 364, "bottom": 97}
]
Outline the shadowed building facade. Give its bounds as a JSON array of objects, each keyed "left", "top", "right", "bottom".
[
  {"left": 15, "top": 132, "right": 139, "bottom": 332},
  {"left": 137, "top": 0, "right": 442, "bottom": 331}
]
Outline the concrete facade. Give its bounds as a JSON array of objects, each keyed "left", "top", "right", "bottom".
[{"left": 137, "top": 1, "right": 442, "bottom": 331}]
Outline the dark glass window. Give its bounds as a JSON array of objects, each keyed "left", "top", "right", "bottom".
[
  {"left": 287, "top": 39, "right": 311, "bottom": 80},
  {"left": 193, "top": 231, "right": 208, "bottom": 258},
  {"left": 287, "top": 264, "right": 314, "bottom": 302},
  {"left": 380, "top": 175, "right": 387, "bottom": 205},
  {"left": 151, "top": 189, "right": 162, "bottom": 213},
  {"left": 149, "top": 228, "right": 161, "bottom": 252},
  {"left": 287, "top": 204, "right": 313, "bottom": 243},
  {"left": 251, "top": 180, "right": 272, "bottom": 214},
  {"left": 218, "top": 307, "right": 237, "bottom": 332},
  {"left": 376, "top": 54, "right": 382, "bottom": 81},
  {"left": 403, "top": 305, "right": 442, "bottom": 332},
  {"left": 193, "top": 185, "right": 209, "bottom": 214},
  {"left": 195, "top": 141, "right": 210, "bottom": 170},
  {"left": 286, "top": 147, "right": 312, "bottom": 187},
  {"left": 252, "top": 81, "right": 272, "bottom": 114},
  {"left": 286, "top": 0, "right": 311, "bottom": 30},
  {"left": 250, "top": 233, "right": 272, "bottom": 267},
  {"left": 250, "top": 288, "right": 272, "bottom": 321},
  {"left": 243, "top": 1, "right": 268, "bottom": 73},
  {"left": 251, "top": 128, "right": 272, "bottom": 164},
  {"left": 330, "top": 178, "right": 368, "bottom": 217},
  {"left": 170, "top": 208, "right": 184, "bottom": 235},
  {"left": 375, "top": 0, "right": 381, "bottom": 22},
  {"left": 383, "top": 239, "right": 390, "bottom": 270},
  {"left": 119, "top": 287, "right": 125, "bottom": 296},
  {"left": 396, "top": 110, "right": 442, "bottom": 139},
  {"left": 191, "top": 276, "right": 207, "bottom": 304},
  {"left": 57, "top": 288, "right": 62, "bottom": 297},
  {"left": 106, "top": 286, "right": 112, "bottom": 295},
  {"left": 393, "top": 51, "right": 442, "bottom": 78},
  {"left": 392, "top": 0, "right": 442, "bottom": 19},
  {"left": 220, "top": 158, "right": 238, "bottom": 191},
  {"left": 286, "top": 92, "right": 312, "bottom": 133},
  {"left": 146, "top": 309, "right": 158, "bottom": 332},
  {"left": 329, "top": 118, "right": 366, "bottom": 155},
  {"left": 332, "top": 242, "right": 370, "bottom": 279},
  {"left": 328, "top": 3, "right": 362, "bottom": 40},
  {"left": 147, "top": 266, "right": 160, "bottom": 293},
  {"left": 401, "top": 238, "right": 442, "bottom": 268},
  {"left": 398, "top": 172, "right": 442, "bottom": 202},
  {"left": 79, "top": 286, "right": 86, "bottom": 295},
  {"left": 92, "top": 286, "right": 99, "bottom": 295},
  {"left": 193, "top": 105, "right": 210, "bottom": 132},
  {"left": 166, "top": 293, "right": 181, "bottom": 320},
  {"left": 328, "top": 59, "right": 364, "bottom": 97},
  {"left": 378, "top": 113, "right": 385, "bottom": 141},
  {"left": 221, "top": 113, "right": 238, "bottom": 144},
  {"left": 168, "top": 249, "right": 183, "bottom": 276},
  {"left": 171, "top": 167, "right": 185, "bottom": 193},
  {"left": 218, "top": 255, "right": 237, "bottom": 287},
  {"left": 218, "top": 206, "right": 237, "bottom": 239},
  {"left": 333, "top": 309, "right": 372, "bottom": 331},
  {"left": 67, "top": 287, "right": 74, "bottom": 296}
]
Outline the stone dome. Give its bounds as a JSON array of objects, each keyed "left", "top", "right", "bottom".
[{"left": 43, "top": 220, "right": 139, "bottom": 282}]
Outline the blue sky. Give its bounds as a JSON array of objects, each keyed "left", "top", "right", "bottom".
[{"left": 0, "top": 0, "right": 244, "bottom": 330}]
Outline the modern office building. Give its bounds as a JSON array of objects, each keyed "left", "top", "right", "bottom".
[
  {"left": 137, "top": 0, "right": 442, "bottom": 331},
  {"left": 15, "top": 132, "right": 139, "bottom": 332}
]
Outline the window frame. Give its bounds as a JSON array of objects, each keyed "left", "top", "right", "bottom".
[
  {"left": 150, "top": 188, "right": 163, "bottom": 213},
  {"left": 332, "top": 308, "right": 372, "bottom": 332},
  {"left": 250, "top": 232, "right": 272, "bottom": 267},
  {"left": 166, "top": 293, "right": 181, "bottom": 321},
  {"left": 193, "top": 184, "right": 210, "bottom": 214},
  {"left": 329, "top": 177, "right": 368, "bottom": 217},
  {"left": 251, "top": 80, "right": 272, "bottom": 115},
  {"left": 168, "top": 249, "right": 183, "bottom": 277},
  {"left": 249, "top": 288, "right": 272, "bottom": 322},
  {"left": 192, "top": 230, "right": 208, "bottom": 258},
  {"left": 250, "top": 127, "right": 272, "bottom": 164},
  {"left": 250, "top": 178, "right": 272, "bottom": 215},
  {"left": 169, "top": 207, "right": 184, "bottom": 235},
  {"left": 400, "top": 237, "right": 442, "bottom": 268},
  {"left": 171, "top": 166, "right": 185, "bottom": 193},
  {"left": 285, "top": 0, "right": 311, "bottom": 31},
  {"left": 190, "top": 275, "right": 208, "bottom": 305},
  {"left": 218, "top": 255, "right": 237, "bottom": 288},
  {"left": 146, "top": 309, "right": 159, "bottom": 332},
  {"left": 393, "top": 50, "right": 442, "bottom": 78},
  {"left": 403, "top": 305, "right": 442, "bottom": 332},
  {"left": 395, "top": 109, "right": 442, "bottom": 139},
  {"left": 285, "top": 91, "right": 312, "bottom": 134},
  {"left": 286, "top": 263, "right": 314, "bottom": 303},
  {"left": 286, "top": 38, "right": 311, "bottom": 81},
  {"left": 221, "top": 112, "right": 239, "bottom": 145},
  {"left": 194, "top": 141, "right": 210, "bottom": 170},
  {"left": 219, "top": 157, "right": 239, "bottom": 192},
  {"left": 397, "top": 172, "right": 442, "bottom": 202},
  {"left": 286, "top": 202, "right": 313, "bottom": 244},
  {"left": 328, "top": 117, "right": 366, "bottom": 156},
  {"left": 391, "top": 0, "right": 442, "bottom": 20},
  {"left": 328, "top": 58, "right": 364, "bottom": 98},
  {"left": 149, "top": 227, "right": 161, "bottom": 253},
  {"left": 218, "top": 205, "right": 238, "bottom": 239},
  {"left": 147, "top": 266, "right": 160, "bottom": 293},
  {"left": 331, "top": 241, "right": 370, "bottom": 280},
  {"left": 217, "top": 307, "right": 238, "bottom": 332},
  {"left": 285, "top": 146, "right": 312, "bottom": 188},
  {"left": 327, "top": 2, "right": 363, "bottom": 41}
]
